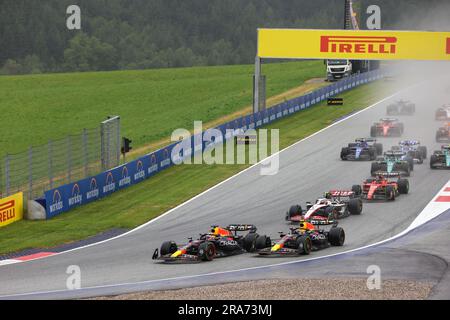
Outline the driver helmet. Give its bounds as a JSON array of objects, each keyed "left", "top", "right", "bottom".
[
  {"left": 299, "top": 220, "right": 315, "bottom": 232},
  {"left": 211, "top": 226, "right": 231, "bottom": 237}
]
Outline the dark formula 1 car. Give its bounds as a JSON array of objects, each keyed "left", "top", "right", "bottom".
[
  {"left": 340, "top": 138, "right": 383, "bottom": 161},
  {"left": 370, "top": 118, "right": 404, "bottom": 137},
  {"left": 435, "top": 104, "right": 450, "bottom": 121},
  {"left": 386, "top": 100, "right": 415, "bottom": 116},
  {"left": 285, "top": 190, "right": 362, "bottom": 225},
  {"left": 370, "top": 151, "right": 413, "bottom": 177},
  {"left": 391, "top": 140, "right": 427, "bottom": 164},
  {"left": 357, "top": 174, "right": 409, "bottom": 201},
  {"left": 436, "top": 123, "right": 450, "bottom": 142},
  {"left": 257, "top": 221, "right": 345, "bottom": 256},
  {"left": 430, "top": 145, "right": 450, "bottom": 169},
  {"left": 152, "top": 224, "right": 269, "bottom": 262}
]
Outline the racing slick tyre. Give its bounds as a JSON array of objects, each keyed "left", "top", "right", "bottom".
[
  {"left": 351, "top": 184, "right": 362, "bottom": 196},
  {"left": 374, "top": 143, "right": 383, "bottom": 155},
  {"left": 386, "top": 185, "right": 396, "bottom": 201},
  {"left": 328, "top": 227, "right": 345, "bottom": 246},
  {"left": 371, "top": 162, "right": 380, "bottom": 176},
  {"left": 243, "top": 232, "right": 259, "bottom": 252},
  {"left": 369, "top": 149, "right": 376, "bottom": 161},
  {"left": 405, "top": 156, "right": 414, "bottom": 171},
  {"left": 340, "top": 147, "right": 349, "bottom": 160},
  {"left": 430, "top": 155, "right": 438, "bottom": 169},
  {"left": 286, "top": 205, "right": 302, "bottom": 221},
  {"left": 370, "top": 126, "right": 377, "bottom": 137},
  {"left": 397, "top": 178, "right": 409, "bottom": 194},
  {"left": 415, "top": 153, "right": 424, "bottom": 164},
  {"left": 160, "top": 241, "right": 178, "bottom": 256},
  {"left": 397, "top": 162, "right": 410, "bottom": 176},
  {"left": 348, "top": 198, "right": 362, "bottom": 215},
  {"left": 296, "top": 235, "right": 312, "bottom": 255},
  {"left": 198, "top": 242, "right": 216, "bottom": 261},
  {"left": 255, "top": 235, "right": 271, "bottom": 250},
  {"left": 418, "top": 146, "right": 427, "bottom": 159}
]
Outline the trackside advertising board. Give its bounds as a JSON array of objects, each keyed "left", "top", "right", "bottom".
[
  {"left": 258, "top": 29, "right": 450, "bottom": 61},
  {"left": 0, "top": 192, "right": 24, "bottom": 227},
  {"left": 43, "top": 70, "right": 384, "bottom": 219}
]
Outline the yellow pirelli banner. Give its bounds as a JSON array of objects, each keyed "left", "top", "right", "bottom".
[
  {"left": 0, "top": 192, "right": 24, "bottom": 228},
  {"left": 258, "top": 29, "right": 450, "bottom": 61}
]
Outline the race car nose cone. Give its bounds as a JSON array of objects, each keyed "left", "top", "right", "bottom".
[
  {"left": 171, "top": 250, "right": 183, "bottom": 258},
  {"left": 271, "top": 244, "right": 282, "bottom": 252}
]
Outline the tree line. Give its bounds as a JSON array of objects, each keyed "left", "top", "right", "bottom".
[{"left": 1, "top": 0, "right": 445, "bottom": 75}]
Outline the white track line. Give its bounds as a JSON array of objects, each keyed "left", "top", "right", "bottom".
[
  {"left": 3, "top": 178, "right": 448, "bottom": 300},
  {"left": 0, "top": 81, "right": 417, "bottom": 267}
]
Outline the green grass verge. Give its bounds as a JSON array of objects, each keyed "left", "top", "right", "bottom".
[
  {"left": 0, "top": 79, "right": 401, "bottom": 255},
  {"left": 0, "top": 61, "right": 323, "bottom": 156}
]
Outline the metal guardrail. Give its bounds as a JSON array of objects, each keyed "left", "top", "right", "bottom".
[{"left": 0, "top": 117, "right": 121, "bottom": 200}]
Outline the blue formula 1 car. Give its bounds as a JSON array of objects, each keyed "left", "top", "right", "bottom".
[
  {"left": 390, "top": 140, "right": 427, "bottom": 164},
  {"left": 340, "top": 138, "right": 383, "bottom": 161}
]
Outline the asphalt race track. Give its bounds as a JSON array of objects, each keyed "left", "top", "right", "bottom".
[{"left": 1, "top": 76, "right": 449, "bottom": 299}]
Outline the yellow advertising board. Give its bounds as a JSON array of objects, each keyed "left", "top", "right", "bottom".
[
  {"left": 258, "top": 29, "right": 450, "bottom": 61},
  {"left": 0, "top": 192, "right": 24, "bottom": 228}
]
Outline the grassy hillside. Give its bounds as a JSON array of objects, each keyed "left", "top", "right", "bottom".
[
  {"left": 0, "top": 61, "right": 323, "bottom": 156},
  {"left": 0, "top": 79, "right": 401, "bottom": 255}
]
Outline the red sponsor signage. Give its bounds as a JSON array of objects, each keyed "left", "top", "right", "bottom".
[
  {"left": 447, "top": 38, "right": 450, "bottom": 54},
  {"left": 0, "top": 200, "right": 15, "bottom": 223},
  {"left": 320, "top": 36, "right": 397, "bottom": 55}
]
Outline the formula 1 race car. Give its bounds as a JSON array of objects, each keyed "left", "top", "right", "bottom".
[
  {"left": 435, "top": 104, "right": 450, "bottom": 121},
  {"left": 390, "top": 140, "right": 427, "bottom": 164},
  {"left": 430, "top": 145, "right": 450, "bottom": 169},
  {"left": 152, "top": 224, "right": 269, "bottom": 262},
  {"left": 370, "top": 151, "right": 413, "bottom": 177},
  {"left": 436, "top": 123, "right": 450, "bottom": 142},
  {"left": 386, "top": 100, "right": 415, "bottom": 116},
  {"left": 357, "top": 174, "right": 409, "bottom": 201},
  {"left": 257, "top": 221, "right": 345, "bottom": 256},
  {"left": 370, "top": 118, "right": 404, "bottom": 137},
  {"left": 285, "top": 190, "right": 362, "bottom": 225},
  {"left": 340, "top": 138, "right": 383, "bottom": 161}
]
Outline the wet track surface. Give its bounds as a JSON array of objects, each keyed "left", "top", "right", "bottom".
[{"left": 0, "top": 78, "right": 449, "bottom": 298}]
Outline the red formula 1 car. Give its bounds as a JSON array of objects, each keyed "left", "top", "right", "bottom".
[
  {"left": 370, "top": 118, "right": 404, "bottom": 137},
  {"left": 435, "top": 104, "right": 450, "bottom": 121},
  {"left": 357, "top": 174, "right": 409, "bottom": 201},
  {"left": 436, "top": 122, "right": 450, "bottom": 142}
]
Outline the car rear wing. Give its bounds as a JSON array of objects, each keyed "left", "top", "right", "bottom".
[
  {"left": 380, "top": 118, "right": 398, "bottom": 122},
  {"left": 376, "top": 171, "right": 401, "bottom": 178},
  {"left": 328, "top": 190, "right": 356, "bottom": 199},
  {"left": 226, "top": 224, "right": 257, "bottom": 233},
  {"left": 384, "top": 151, "right": 405, "bottom": 157},
  {"left": 355, "top": 138, "right": 377, "bottom": 143}
]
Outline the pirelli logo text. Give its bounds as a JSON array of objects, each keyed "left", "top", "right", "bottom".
[
  {"left": 0, "top": 200, "right": 15, "bottom": 224},
  {"left": 0, "top": 192, "right": 24, "bottom": 227},
  {"left": 447, "top": 38, "right": 450, "bottom": 54},
  {"left": 320, "top": 36, "right": 397, "bottom": 55}
]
